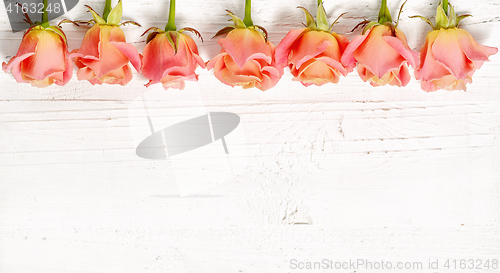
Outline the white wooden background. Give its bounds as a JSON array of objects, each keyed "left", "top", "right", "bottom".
[{"left": 1, "top": 0, "right": 499, "bottom": 272}]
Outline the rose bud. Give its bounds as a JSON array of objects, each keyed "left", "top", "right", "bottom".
[
  {"left": 141, "top": 0, "right": 205, "bottom": 90},
  {"left": 2, "top": 5, "right": 73, "bottom": 87},
  {"left": 412, "top": 1, "right": 498, "bottom": 91},
  {"left": 71, "top": 0, "right": 141, "bottom": 86},
  {"left": 341, "top": 0, "right": 419, "bottom": 87},
  {"left": 275, "top": 2, "right": 352, "bottom": 86},
  {"left": 206, "top": 1, "right": 283, "bottom": 91}
]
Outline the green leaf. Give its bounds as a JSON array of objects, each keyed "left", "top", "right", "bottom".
[
  {"left": 107, "top": 0, "right": 123, "bottom": 26},
  {"left": 85, "top": 5, "right": 106, "bottom": 25},
  {"left": 316, "top": 1, "right": 329, "bottom": 31},
  {"left": 297, "top": 6, "right": 316, "bottom": 30}
]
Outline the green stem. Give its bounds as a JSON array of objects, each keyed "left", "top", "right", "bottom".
[
  {"left": 318, "top": 0, "right": 321, "bottom": 7},
  {"left": 41, "top": 0, "right": 48, "bottom": 25},
  {"left": 378, "top": 0, "right": 392, "bottom": 24},
  {"left": 442, "top": 0, "right": 448, "bottom": 15},
  {"left": 103, "top": 0, "right": 112, "bottom": 21},
  {"left": 243, "top": 0, "right": 253, "bottom": 27},
  {"left": 165, "top": 0, "right": 176, "bottom": 31}
]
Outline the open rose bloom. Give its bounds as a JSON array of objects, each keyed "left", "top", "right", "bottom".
[
  {"left": 413, "top": 3, "right": 498, "bottom": 91},
  {"left": 276, "top": 4, "right": 352, "bottom": 86},
  {"left": 207, "top": 11, "right": 283, "bottom": 91},
  {"left": 3, "top": 26, "right": 72, "bottom": 87},
  {"left": 340, "top": 1, "right": 419, "bottom": 87},
  {"left": 141, "top": 29, "right": 205, "bottom": 90},
  {"left": 71, "top": 1, "right": 141, "bottom": 85}
]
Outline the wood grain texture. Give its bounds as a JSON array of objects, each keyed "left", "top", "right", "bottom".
[{"left": 1, "top": 0, "right": 499, "bottom": 272}]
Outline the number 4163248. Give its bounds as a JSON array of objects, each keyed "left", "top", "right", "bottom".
[
  {"left": 5, "top": 3, "right": 61, "bottom": 14},
  {"left": 443, "top": 259, "right": 498, "bottom": 270}
]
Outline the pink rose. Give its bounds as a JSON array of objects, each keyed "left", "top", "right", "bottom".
[
  {"left": 413, "top": 2, "right": 498, "bottom": 91},
  {"left": 141, "top": 30, "right": 205, "bottom": 90},
  {"left": 275, "top": 4, "right": 352, "bottom": 86},
  {"left": 341, "top": 24, "right": 419, "bottom": 87},
  {"left": 71, "top": 2, "right": 141, "bottom": 86},
  {"left": 276, "top": 29, "right": 351, "bottom": 86},
  {"left": 207, "top": 11, "right": 282, "bottom": 91},
  {"left": 3, "top": 26, "right": 73, "bottom": 87}
]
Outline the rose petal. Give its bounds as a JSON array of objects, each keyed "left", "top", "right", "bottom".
[
  {"left": 218, "top": 28, "right": 272, "bottom": 69},
  {"left": 456, "top": 28, "right": 498, "bottom": 63},
  {"left": 275, "top": 28, "right": 309, "bottom": 66},
  {"left": 431, "top": 29, "right": 474, "bottom": 80}
]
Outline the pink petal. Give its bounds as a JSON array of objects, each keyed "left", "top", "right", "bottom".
[
  {"left": 456, "top": 28, "right": 498, "bottom": 62},
  {"left": 352, "top": 25, "right": 404, "bottom": 79},
  {"left": 275, "top": 28, "right": 309, "bottom": 66},
  {"left": 80, "top": 26, "right": 129, "bottom": 78},
  {"left": 21, "top": 30, "right": 67, "bottom": 82},
  {"left": 109, "top": 26, "right": 141, "bottom": 72},
  {"left": 77, "top": 66, "right": 96, "bottom": 81},
  {"left": 383, "top": 35, "right": 419, "bottom": 68},
  {"left": 74, "top": 24, "right": 101, "bottom": 60},
  {"left": 340, "top": 29, "right": 370, "bottom": 68},
  {"left": 415, "top": 31, "right": 451, "bottom": 82},
  {"left": 218, "top": 28, "right": 272, "bottom": 69},
  {"left": 431, "top": 29, "right": 473, "bottom": 80}
]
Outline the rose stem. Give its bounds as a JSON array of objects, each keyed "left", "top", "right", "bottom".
[
  {"left": 103, "top": 0, "right": 112, "bottom": 21},
  {"left": 442, "top": 0, "right": 448, "bottom": 15},
  {"left": 243, "top": 0, "right": 253, "bottom": 27},
  {"left": 165, "top": 0, "right": 177, "bottom": 31},
  {"left": 41, "top": 0, "right": 49, "bottom": 26}
]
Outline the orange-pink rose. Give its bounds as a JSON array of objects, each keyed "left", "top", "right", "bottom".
[
  {"left": 276, "top": 28, "right": 352, "bottom": 86},
  {"left": 416, "top": 29, "right": 497, "bottom": 91},
  {"left": 72, "top": 24, "right": 141, "bottom": 86},
  {"left": 141, "top": 30, "right": 205, "bottom": 90},
  {"left": 207, "top": 28, "right": 283, "bottom": 91},
  {"left": 412, "top": 2, "right": 498, "bottom": 91},
  {"left": 341, "top": 25, "right": 419, "bottom": 87},
  {"left": 2, "top": 26, "right": 73, "bottom": 87}
]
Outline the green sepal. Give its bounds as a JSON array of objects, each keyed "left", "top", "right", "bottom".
[
  {"left": 435, "top": 3, "right": 450, "bottom": 29},
  {"left": 363, "top": 21, "right": 379, "bottom": 34},
  {"left": 85, "top": 5, "right": 107, "bottom": 25},
  {"left": 179, "top": 27, "right": 204, "bottom": 42},
  {"left": 297, "top": 6, "right": 316, "bottom": 30},
  {"left": 409, "top": 15, "right": 434, "bottom": 29},
  {"left": 316, "top": 1, "right": 329, "bottom": 31},
  {"left": 328, "top": 12, "right": 347, "bottom": 32},
  {"left": 456, "top": 14, "right": 472, "bottom": 24},
  {"left": 226, "top": 10, "right": 246, "bottom": 29},
  {"left": 46, "top": 25, "right": 68, "bottom": 44},
  {"left": 106, "top": 0, "right": 123, "bottom": 26},
  {"left": 213, "top": 26, "right": 236, "bottom": 38},
  {"left": 166, "top": 30, "right": 180, "bottom": 53}
]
